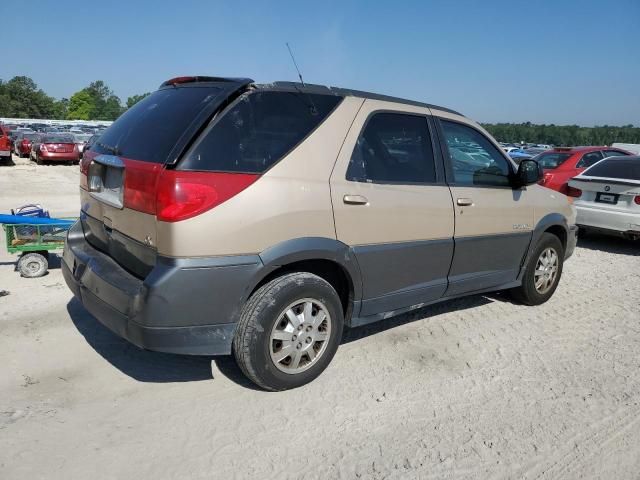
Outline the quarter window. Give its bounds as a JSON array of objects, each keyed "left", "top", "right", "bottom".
[
  {"left": 576, "top": 151, "right": 604, "bottom": 168},
  {"left": 346, "top": 113, "right": 436, "bottom": 184},
  {"left": 181, "top": 91, "right": 341, "bottom": 173},
  {"left": 440, "top": 120, "right": 512, "bottom": 187}
]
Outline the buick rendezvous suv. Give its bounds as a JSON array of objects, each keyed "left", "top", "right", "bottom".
[{"left": 63, "top": 76, "right": 577, "bottom": 390}]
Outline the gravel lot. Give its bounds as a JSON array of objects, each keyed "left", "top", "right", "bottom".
[{"left": 1, "top": 154, "right": 639, "bottom": 479}]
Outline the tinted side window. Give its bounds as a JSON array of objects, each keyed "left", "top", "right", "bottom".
[
  {"left": 346, "top": 113, "right": 436, "bottom": 184},
  {"left": 181, "top": 91, "right": 341, "bottom": 173},
  {"left": 440, "top": 120, "right": 512, "bottom": 187},
  {"left": 577, "top": 151, "right": 604, "bottom": 168}
]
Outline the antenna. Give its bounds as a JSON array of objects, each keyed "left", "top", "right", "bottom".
[{"left": 286, "top": 42, "right": 305, "bottom": 87}]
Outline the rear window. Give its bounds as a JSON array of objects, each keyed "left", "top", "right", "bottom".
[
  {"left": 43, "top": 135, "right": 74, "bottom": 143},
  {"left": 583, "top": 157, "right": 640, "bottom": 181},
  {"left": 536, "top": 152, "right": 572, "bottom": 169},
  {"left": 180, "top": 91, "right": 342, "bottom": 173},
  {"left": 93, "top": 86, "right": 223, "bottom": 163}
]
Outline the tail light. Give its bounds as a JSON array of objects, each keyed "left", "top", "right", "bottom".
[
  {"left": 540, "top": 173, "right": 553, "bottom": 185},
  {"left": 79, "top": 151, "right": 97, "bottom": 190},
  {"left": 566, "top": 186, "right": 582, "bottom": 198},
  {"left": 118, "top": 158, "right": 258, "bottom": 222},
  {"left": 634, "top": 196, "right": 640, "bottom": 205},
  {"left": 40, "top": 144, "right": 48, "bottom": 152},
  {"left": 155, "top": 170, "right": 258, "bottom": 222}
]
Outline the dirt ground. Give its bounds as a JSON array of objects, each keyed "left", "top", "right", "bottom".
[{"left": 1, "top": 154, "right": 639, "bottom": 479}]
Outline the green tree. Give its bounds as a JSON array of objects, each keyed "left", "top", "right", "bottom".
[
  {"left": 67, "top": 90, "right": 96, "bottom": 120},
  {"left": 126, "top": 92, "right": 151, "bottom": 109},
  {"left": 0, "top": 76, "right": 59, "bottom": 118}
]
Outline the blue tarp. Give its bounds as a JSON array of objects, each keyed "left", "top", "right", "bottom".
[{"left": 0, "top": 214, "right": 75, "bottom": 225}]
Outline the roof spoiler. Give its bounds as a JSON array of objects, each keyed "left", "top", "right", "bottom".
[{"left": 160, "top": 76, "right": 254, "bottom": 88}]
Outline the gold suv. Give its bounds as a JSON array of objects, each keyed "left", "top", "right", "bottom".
[{"left": 63, "top": 76, "right": 577, "bottom": 390}]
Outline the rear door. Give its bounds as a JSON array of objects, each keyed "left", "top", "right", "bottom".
[
  {"left": 435, "top": 115, "right": 534, "bottom": 296},
  {"left": 330, "top": 100, "right": 454, "bottom": 318}
]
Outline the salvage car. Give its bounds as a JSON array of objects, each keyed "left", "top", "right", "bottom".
[
  {"left": 32, "top": 133, "right": 80, "bottom": 165},
  {"left": 0, "top": 126, "right": 12, "bottom": 162},
  {"left": 537, "top": 146, "right": 631, "bottom": 194},
  {"left": 63, "top": 76, "right": 578, "bottom": 391},
  {"left": 568, "top": 155, "right": 640, "bottom": 240}
]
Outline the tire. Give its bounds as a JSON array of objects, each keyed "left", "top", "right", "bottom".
[
  {"left": 510, "top": 232, "right": 564, "bottom": 306},
  {"left": 233, "top": 272, "right": 344, "bottom": 391},
  {"left": 17, "top": 252, "right": 48, "bottom": 278},
  {"left": 36, "top": 156, "right": 43, "bottom": 165}
]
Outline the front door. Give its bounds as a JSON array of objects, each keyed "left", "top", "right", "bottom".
[
  {"left": 436, "top": 118, "right": 534, "bottom": 296},
  {"left": 330, "top": 100, "right": 455, "bottom": 318}
]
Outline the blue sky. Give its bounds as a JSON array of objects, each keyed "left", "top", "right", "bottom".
[{"left": 6, "top": 0, "right": 639, "bottom": 126}]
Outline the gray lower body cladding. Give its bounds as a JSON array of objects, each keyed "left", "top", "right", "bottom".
[{"left": 62, "top": 220, "right": 262, "bottom": 355}]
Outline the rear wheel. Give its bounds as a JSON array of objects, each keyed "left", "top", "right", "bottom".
[
  {"left": 233, "top": 272, "right": 344, "bottom": 391},
  {"left": 17, "top": 252, "right": 48, "bottom": 278},
  {"left": 511, "top": 232, "right": 564, "bottom": 305}
]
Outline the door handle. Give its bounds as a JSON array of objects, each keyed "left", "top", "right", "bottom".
[
  {"left": 343, "top": 194, "right": 369, "bottom": 205},
  {"left": 456, "top": 198, "right": 473, "bottom": 206}
]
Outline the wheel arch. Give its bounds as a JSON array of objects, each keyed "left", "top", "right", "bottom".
[
  {"left": 517, "top": 213, "right": 570, "bottom": 281},
  {"left": 245, "top": 237, "right": 362, "bottom": 318}
]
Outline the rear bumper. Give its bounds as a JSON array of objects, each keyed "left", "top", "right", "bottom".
[
  {"left": 40, "top": 152, "right": 79, "bottom": 161},
  {"left": 575, "top": 204, "right": 640, "bottom": 234},
  {"left": 62, "top": 221, "right": 264, "bottom": 355}
]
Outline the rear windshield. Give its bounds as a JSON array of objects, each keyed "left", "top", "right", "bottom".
[
  {"left": 180, "top": 90, "right": 342, "bottom": 173},
  {"left": 43, "top": 135, "right": 74, "bottom": 143},
  {"left": 92, "top": 86, "right": 223, "bottom": 163},
  {"left": 583, "top": 157, "right": 640, "bottom": 180},
  {"left": 535, "top": 152, "right": 572, "bottom": 169}
]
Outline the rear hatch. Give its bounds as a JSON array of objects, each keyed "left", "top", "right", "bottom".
[{"left": 79, "top": 77, "right": 253, "bottom": 278}]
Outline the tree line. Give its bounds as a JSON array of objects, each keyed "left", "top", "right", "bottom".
[
  {"left": 0, "top": 76, "right": 149, "bottom": 121},
  {"left": 1, "top": 76, "right": 639, "bottom": 146},
  {"left": 481, "top": 122, "right": 640, "bottom": 146}
]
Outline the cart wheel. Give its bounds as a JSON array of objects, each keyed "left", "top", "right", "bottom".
[{"left": 17, "top": 253, "right": 48, "bottom": 278}]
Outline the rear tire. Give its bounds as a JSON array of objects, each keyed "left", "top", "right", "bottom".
[
  {"left": 17, "top": 252, "right": 48, "bottom": 278},
  {"left": 36, "top": 156, "right": 43, "bottom": 165},
  {"left": 510, "top": 233, "right": 564, "bottom": 305},
  {"left": 233, "top": 272, "right": 344, "bottom": 391}
]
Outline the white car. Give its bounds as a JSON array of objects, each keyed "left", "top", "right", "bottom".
[{"left": 568, "top": 156, "right": 640, "bottom": 240}]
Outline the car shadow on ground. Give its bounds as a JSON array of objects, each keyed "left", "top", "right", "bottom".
[
  {"left": 0, "top": 158, "right": 16, "bottom": 167},
  {"left": 577, "top": 233, "right": 639, "bottom": 256},
  {"left": 67, "top": 298, "right": 215, "bottom": 383},
  {"left": 66, "top": 294, "right": 495, "bottom": 389}
]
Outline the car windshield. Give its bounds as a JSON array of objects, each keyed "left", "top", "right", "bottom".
[
  {"left": 583, "top": 157, "right": 640, "bottom": 180},
  {"left": 23, "top": 133, "right": 39, "bottom": 140},
  {"left": 43, "top": 135, "right": 74, "bottom": 143},
  {"left": 535, "top": 152, "right": 572, "bottom": 169},
  {"left": 74, "top": 134, "right": 92, "bottom": 142}
]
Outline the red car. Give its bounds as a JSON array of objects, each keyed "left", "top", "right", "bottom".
[
  {"left": 33, "top": 134, "right": 80, "bottom": 165},
  {"left": 536, "top": 146, "right": 631, "bottom": 194},
  {"left": 15, "top": 132, "right": 41, "bottom": 158},
  {"left": 0, "top": 126, "right": 12, "bottom": 162}
]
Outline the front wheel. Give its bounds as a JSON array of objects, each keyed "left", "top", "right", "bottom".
[
  {"left": 233, "top": 272, "right": 344, "bottom": 391},
  {"left": 510, "top": 232, "right": 564, "bottom": 305}
]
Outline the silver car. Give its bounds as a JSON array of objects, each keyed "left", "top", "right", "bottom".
[
  {"left": 569, "top": 156, "right": 640, "bottom": 240},
  {"left": 73, "top": 133, "right": 92, "bottom": 155}
]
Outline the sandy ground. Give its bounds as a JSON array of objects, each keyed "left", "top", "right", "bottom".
[{"left": 1, "top": 153, "right": 640, "bottom": 479}]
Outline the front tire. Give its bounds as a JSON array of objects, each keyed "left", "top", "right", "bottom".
[
  {"left": 233, "top": 272, "right": 344, "bottom": 391},
  {"left": 511, "top": 232, "right": 564, "bottom": 305}
]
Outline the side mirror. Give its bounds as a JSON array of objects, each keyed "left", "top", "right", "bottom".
[{"left": 515, "top": 159, "right": 542, "bottom": 187}]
